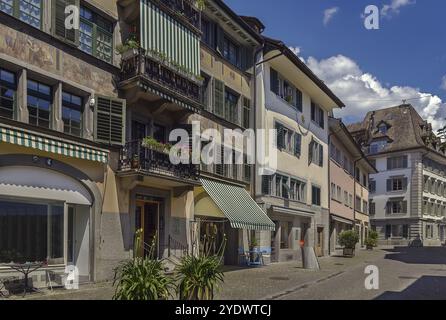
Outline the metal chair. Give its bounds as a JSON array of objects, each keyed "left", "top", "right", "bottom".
[
  {"left": 0, "top": 276, "right": 18, "bottom": 298},
  {"left": 46, "top": 270, "right": 65, "bottom": 291}
]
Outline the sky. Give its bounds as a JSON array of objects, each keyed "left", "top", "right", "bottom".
[{"left": 224, "top": 0, "right": 446, "bottom": 131}]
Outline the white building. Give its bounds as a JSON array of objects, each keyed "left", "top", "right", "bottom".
[{"left": 348, "top": 104, "right": 446, "bottom": 246}]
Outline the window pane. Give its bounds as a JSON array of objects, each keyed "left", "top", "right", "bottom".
[
  {"left": 19, "top": 0, "right": 41, "bottom": 29},
  {"left": 62, "top": 91, "right": 83, "bottom": 136},
  {"left": 0, "top": 0, "right": 14, "bottom": 15}
]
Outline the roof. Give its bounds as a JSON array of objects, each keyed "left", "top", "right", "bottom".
[
  {"left": 239, "top": 15, "right": 265, "bottom": 34},
  {"left": 347, "top": 104, "right": 441, "bottom": 156},
  {"left": 263, "top": 36, "right": 345, "bottom": 109},
  {"left": 329, "top": 117, "right": 377, "bottom": 174}
]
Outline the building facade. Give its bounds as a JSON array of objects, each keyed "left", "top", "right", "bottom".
[
  {"left": 328, "top": 118, "right": 376, "bottom": 254},
  {"left": 348, "top": 104, "right": 446, "bottom": 246},
  {"left": 254, "top": 36, "right": 345, "bottom": 262}
]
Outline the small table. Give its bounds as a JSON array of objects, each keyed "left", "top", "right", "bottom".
[
  {"left": 2, "top": 262, "right": 45, "bottom": 297},
  {"left": 245, "top": 251, "right": 265, "bottom": 267}
]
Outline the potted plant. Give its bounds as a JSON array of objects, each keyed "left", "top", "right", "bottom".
[
  {"left": 249, "top": 237, "right": 259, "bottom": 264},
  {"left": 285, "top": 95, "right": 293, "bottom": 104},
  {"left": 116, "top": 36, "right": 140, "bottom": 59},
  {"left": 130, "top": 154, "right": 140, "bottom": 169},
  {"left": 365, "top": 230, "right": 378, "bottom": 250},
  {"left": 338, "top": 230, "right": 359, "bottom": 257}
]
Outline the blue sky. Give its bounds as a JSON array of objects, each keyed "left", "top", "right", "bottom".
[{"left": 225, "top": 0, "right": 446, "bottom": 130}]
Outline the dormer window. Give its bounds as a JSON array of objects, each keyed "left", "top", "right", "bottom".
[{"left": 378, "top": 123, "right": 388, "bottom": 134}]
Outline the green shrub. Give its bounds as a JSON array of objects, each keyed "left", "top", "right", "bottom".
[
  {"left": 365, "top": 230, "right": 379, "bottom": 247},
  {"left": 338, "top": 230, "right": 359, "bottom": 249}
]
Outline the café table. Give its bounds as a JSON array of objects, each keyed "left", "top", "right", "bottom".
[{"left": 1, "top": 262, "right": 45, "bottom": 297}]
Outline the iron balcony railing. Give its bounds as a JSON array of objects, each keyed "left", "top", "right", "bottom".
[
  {"left": 121, "top": 48, "right": 202, "bottom": 105},
  {"left": 119, "top": 139, "right": 200, "bottom": 181},
  {"left": 159, "top": 0, "right": 201, "bottom": 30}
]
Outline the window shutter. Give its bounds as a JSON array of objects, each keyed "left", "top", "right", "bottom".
[
  {"left": 215, "top": 25, "right": 224, "bottom": 54},
  {"left": 295, "top": 88, "right": 303, "bottom": 112},
  {"left": 319, "top": 108, "right": 325, "bottom": 129},
  {"left": 53, "top": 0, "right": 79, "bottom": 44},
  {"left": 387, "top": 158, "right": 392, "bottom": 170},
  {"left": 386, "top": 179, "right": 392, "bottom": 192},
  {"left": 403, "top": 178, "right": 408, "bottom": 190},
  {"left": 95, "top": 96, "right": 126, "bottom": 145},
  {"left": 270, "top": 68, "right": 279, "bottom": 95},
  {"left": 213, "top": 78, "right": 225, "bottom": 117},
  {"left": 403, "top": 156, "right": 408, "bottom": 168},
  {"left": 294, "top": 133, "right": 302, "bottom": 156},
  {"left": 276, "top": 124, "right": 285, "bottom": 149},
  {"left": 262, "top": 175, "right": 271, "bottom": 194},
  {"left": 318, "top": 144, "right": 324, "bottom": 166},
  {"left": 386, "top": 202, "right": 391, "bottom": 214},
  {"left": 402, "top": 201, "right": 408, "bottom": 214},
  {"left": 308, "top": 140, "right": 314, "bottom": 165},
  {"left": 403, "top": 225, "right": 409, "bottom": 238},
  {"left": 311, "top": 102, "right": 316, "bottom": 121}
]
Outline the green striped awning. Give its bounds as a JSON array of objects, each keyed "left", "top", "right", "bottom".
[
  {"left": 200, "top": 178, "right": 275, "bottom": 231},
  {"left": 0, "top": 126, "right": 109, "bottom": 163}
]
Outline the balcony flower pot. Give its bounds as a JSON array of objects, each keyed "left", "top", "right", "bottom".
[
  {"left": 342, "top": 248, "right": 355, "bottom": 257},
  {"left": 131, "top": 155, "right": 140, "bottom": 169}
]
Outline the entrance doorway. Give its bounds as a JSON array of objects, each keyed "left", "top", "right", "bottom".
[
  {"left": 136, "top": 201, "right": 160, "bottom": 258},
  {"left": 316, "top": 227, "right": 324, "bottom": 257}
]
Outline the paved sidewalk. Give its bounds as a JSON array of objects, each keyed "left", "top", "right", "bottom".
[{"left": 3, "top": 248, "right": 385, "bottom": 300}]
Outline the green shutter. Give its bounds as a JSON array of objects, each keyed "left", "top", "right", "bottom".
[
  {"left": 275, "top": 123, "right": 285, "bottom": 149},
  {"left": 262, "top": 175, "right": 271, "bottom": 194},
  {"left": 308, "top": 140, "right": 313, "bottom": 165},
  {"left": 95, "top": 96, "right": 126, "bottom": 145},
  {"left": 270, "top": 68, "right": 278, "bottom": 94},
  {"left": 213, "top": 78, "right": 225, "bottom": 117},
  {"left": 53, "top": 0, "right": 79, "bottom": 44},
  {"left": 295, "top": 88, "right": 303, "bottom": 112},
  {"left": 294, "top": 133, "right": 301, "bottom": 156},
  {"left": 319, "top": 144, "right": 323, "bottom": 166}
]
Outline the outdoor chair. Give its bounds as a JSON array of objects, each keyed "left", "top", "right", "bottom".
[
  {"left": 46, "top": 270, "right": 66, "bottom": 291},
  {"left": 0, "top": 276, "right": 19, "bottom": 297}
]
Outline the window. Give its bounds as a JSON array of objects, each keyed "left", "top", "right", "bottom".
[
  {"left": 344, "top": 191, "right": 348, "bottom": 206},
  {"left": 387, "top": 177, "right": 408, "bottom": 192},
  {"left": 262, "top": 175, "right": 272, "bottom": 195},
  {"left": 269, "top": 68, "right": 302, "bottom": 110},
  {"left": 201, "top": 18, "right": 213, "bottom": 47},
  {"left": 355, "top": 196, "right": 361, "bottom": 211},
  {"left": 62, "top": 91, "right": 83, "bottom": 136},
  {"left": 0, "top": 68, "right": 16, "bottom": 119},
  {"left": 223, "top": 37, "right": 239, "bottom": 67},
  {"left": 387, "top": 156, "right": 408, "bottom": 170},
  {"left": 242, "top": 97, "right": 251, "bottom": 129},
  {"left": 276, "top": 122, "right": 301, "bottom": 156},
  {"left": 153, "top": 123, "right": 166, "bottom": 144},
  {"left": 425, "top": 225, "right": 433, "bottom": 239},
  {"left": 201, "top": 73, "right": 211, "bottom": 110},
  {"left": 331, "top": 183, "right": 336, "bottom": 200},
  {"left": 386, "top": 199, "right": 407, "bottom": 214},
  {"left": 391, "top": 225, "right": 409, "bottom": 238},
  {"left": 95, "top": 96, "right": 125, "bottom": 145},
  {"left": 378, "top": 124, "right": 388, "bottom": 134},
  {"left": 363, "top": 201, "right": 368, "bottom": 214},
  {"left": 312, "top": 186, "right": 321, "bottom": 206},
  {"left": 0, "top": 200, "right": 63, "bottom": 264},
  {"left": 27, "top": 80, "right": 52, "bottom": 129},
  {"left": 349, "top": 194, "right": 353, "bottom": 208},
  {"left": 369, "top": 140, "right": 388, "bottom": 154},
  {"left": 309, "top": 139, "right": 323, "bottom": 167},
  {"left": 274, "top": 174, "right": 289, "bottom": 198},
  {"left": 290, "top": 179, "right": 305, "bottom": 202},
  {"left": 362, "top": 174, "right": 367, "bottom": 187},
  {"left": 79, "top": 5, "right": 113, "bottom": 63},
  {"left": 1, "top": 0, "right": 42, "bottom": 29},
  {"left": 337, "top": 186, "right": 342, "bottom": 202},
  {"left": 369, "top": 200, "right": 375, "bottom": 215},
  {"left": 225, "top": 89, "right": 239, "bottom": 124},
  {"left": 369, "top": 180, "right": 376, "bottom": 193},
  {"left": 311, "top": 102, "right": 325, "bottom": 128}
]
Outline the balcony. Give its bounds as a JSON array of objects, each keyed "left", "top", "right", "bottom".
[
  {"left": 120, "top": 48, "right": 203, "bottom": 113},
  {"left": 119, "top": 140, "right": 200, "bottom": 183},
  {"left": 159, "top": 0, "right": 202, "bottom": 30}
]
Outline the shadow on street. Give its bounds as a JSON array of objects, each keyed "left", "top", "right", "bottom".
[
  {"left": 383, "top": 246, "right": 446, "bottom": 265},
  {"left": 375, "top": 276, "right": 446, "bottom": 300}
]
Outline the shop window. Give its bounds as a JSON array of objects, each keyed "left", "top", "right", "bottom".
[
  {"left": 62, "top": 91, "right": 83, "bottom": 137},
  {"left": 27, "top": 79, "right": 52, "bottom": 129},
  {"left": 0, "top": 68, "right": 16, "bottom": 119}
]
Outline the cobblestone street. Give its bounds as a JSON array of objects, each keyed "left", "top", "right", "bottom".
[{"left": 6, "top": 246, "right": 445, "bottom": 300}]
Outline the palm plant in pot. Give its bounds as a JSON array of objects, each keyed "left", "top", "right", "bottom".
[
  {"left": 175, "top": 236, "right": 226, "bottom": 300},
  {"left": 338, "top": 230, "right": 359, "bottom": 257}
]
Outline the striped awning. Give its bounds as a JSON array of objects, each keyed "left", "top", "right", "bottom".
[
  {"left": 200, "top": 178, "right": 275, "bottom": 231},
  {"left": 0, "top": 125, "right": 109, "bottom": 163}
]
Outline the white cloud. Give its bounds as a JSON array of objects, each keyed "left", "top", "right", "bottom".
[
  {"left": 305, "top": 54, "right": 446, "bottom": 131},
  {"left": 323, "top": 7, "right": 339, "bottom": 26},
  {"left": 441, "top": 75, "right": 446, "bottom": 91},
  {"left": 381, "top": 0, "right": 415, "bottom": 18},
  {"left": 288, "top": 46, "right": 301, "bottom": 57}
]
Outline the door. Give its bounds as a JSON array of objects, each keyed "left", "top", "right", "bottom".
[
  {"left": 68, "top": 205, "right": 90, "bottom": 281},
  {"left": 136, "top": 201, "right": 160, "bottom": 258},
  {"left": 316, "top": 227, "right": 324, "bottom": 257}
]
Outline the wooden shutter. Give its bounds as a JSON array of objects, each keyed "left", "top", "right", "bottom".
[
  {"left": 262, "top": 175, "right": 271, "bottom": 194},
  {"left": 270, "top": 68, "right": 279, "bottom": 94},
  {"left": 386, "top": 202, "right": 391, "bottom": 214},
  {"left": 242, "top": 97, "right": 251, "bottom": 128},
  {"left": 295, "top": 88, "right": 303, "bottom": 112},
  {"left": 319, "top": 108, "right": 325, "bottom": 129},
  {"left": 294, "top": 133, "right": 302, "bottom": 156},
  {"left": 308, "top": 140, "right": 314, "bottom": 165},
  {"left": 387, "top": 158, "right": 392, "bottom": 170},
  {"left": 386, "top": 179, "right": 392, "bottom": 192},
  {"left": 213, "top": 78, "right": 225, "bottom": 117},
  {"left": 403, "top": 225, "right": 409, "bottom": 238},
  {"left": 95, "top": 96, "right": 126, "bottom": 145},
  {"left": 53, "top": 0, "right": 79, "bottom": 44},
  {"left": 276, "top": 123, "right": 285, "bottom": 149},
  {"left": 215, "top": 144, "right": 223, "bottom": 176},
  {"left": 318, "top": 144, "right": 324, "bottom": 166},
  {"left": 403, "top": 156, "right": 408, "bottom": 168},
  {"left": 403, "top": 178, "right": 408, "bottom": 190},
  {"left": 311, "top": 102, "right": 316, "bottom": 121},
  {"left": 402, "top": 201, "right": 407, "bottom": 214}
]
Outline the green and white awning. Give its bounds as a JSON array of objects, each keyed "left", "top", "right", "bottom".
[
  {"left": 200, "top": 178, "right": 276, "bottom": 231},
  {"left": 0, "top": 125, "right": 109, "bottom": 163}
]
